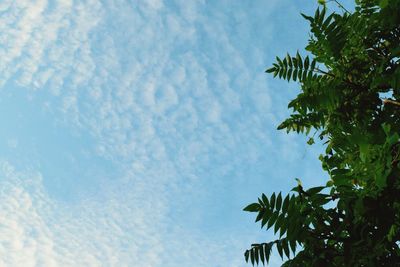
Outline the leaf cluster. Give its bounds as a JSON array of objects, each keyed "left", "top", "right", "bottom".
[{"left": 245, "top": 0, "right": 400, "bottom": 266}]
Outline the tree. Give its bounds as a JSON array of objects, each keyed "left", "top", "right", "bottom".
[{"left": 244, "top": 0, "right": 400, "bottom": 266}]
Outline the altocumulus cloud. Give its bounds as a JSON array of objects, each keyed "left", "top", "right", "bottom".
[
  {"left": 0, "top": 0, "right": 303, "bottom": 266},
  {"left": 0, "top": 160, "right": 250, "bottom": 266},
  {"left": 0, "top": 160, "right": 165, "bottom": 266}
]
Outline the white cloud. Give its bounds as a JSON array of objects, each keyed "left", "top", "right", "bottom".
[
  {"left": 0, "top": 161, "right": 254, "bottom": 267},
  {"left": 0, "top": 0, "right": 292, "bottom": 266},
  {"left": 0, "top": 161, "right": 164, "bottom": 266}
]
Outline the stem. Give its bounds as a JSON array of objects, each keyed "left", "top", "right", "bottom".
[
  {"left": 327, "top": 0, "right": 350, "bottom": 14},
  {"left": 315, "top": 67, "right": 335, "bottom": 78},
  {"left": 315, "top": 68, "right": 361, "bottom": 87},
  {"left": 383, "top": 99, "right": 400, "bottom": 107}
]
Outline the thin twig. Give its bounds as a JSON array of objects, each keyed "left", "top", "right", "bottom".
[
  {"left": 315, "top": 67, "right": 335, "bottom": 78},
  {"left": 383, "top": 99, "right": 400, "bottom": 107},
  {"left": 315, "top": 68, "right": 361, "bottom": 87},
  {"left": 327, "top": 0, "right": 350, "bottom": 14}
]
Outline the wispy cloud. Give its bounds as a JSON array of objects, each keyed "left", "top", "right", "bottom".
[
  {"left": 0, "top": 0, "right": 317, "bottom": 266},
  {"left": 0, "top": 161, "right": 162, "bottom": 266},
  {"left": 0, "top": 161, "right": 257, "bottom": 266}
]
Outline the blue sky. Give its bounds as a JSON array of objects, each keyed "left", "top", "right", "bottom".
[{"left": 0, "top": 0, "right": 352, "bottom": 266}]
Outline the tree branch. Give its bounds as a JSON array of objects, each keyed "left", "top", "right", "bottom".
[{"left": 383, "top": 99, "right": 400, "bottom": 107}]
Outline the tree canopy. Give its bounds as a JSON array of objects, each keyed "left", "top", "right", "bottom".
[{"left": 244, "top": 0, "right": 400, "bottom": 266}]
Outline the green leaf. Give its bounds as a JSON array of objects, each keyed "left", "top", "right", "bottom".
[
  {"left": 296, "top": 52, "right": 303, "bottom": 69},
  {"left": 245, "top": 250, "right": 250, "bottom": 262},
  {"left": 276, "top": 56, "right": 283, "bottom": 66},
  {"left": 293, "top": 69, "right": 298, "bottom": 82},
  {"left": 375, "top": 173, "right": 387, "bottom": 188},
  {"left": 380, "top": 0, "right": 389, "bottom": 8},
  {"left": 277, "top": 241, "right": 284, "bottom": 259},
  {"left": 301, "top": 13, "right": 314, "bottom": 23},
  {"left": 270, "top": 193, "right": 276, "bottom": 211},
  {"left": 261, "top": 209, "right": 273, "bottom": 228},
  {"left": 289, "top": 240, "right": 297, "bottom": 254},
  {"left": 276, "top": 193, "right": 282, "bottom": 211},
  {"left": 282, "top": 239, "right": 290, "bottom": 259},
  {"left": 265, "top": 66, "right": 276, "bottom": 73},
  {"left": 292, "top": 56, "right": 298, "bottom": 68},
  {"left": 250, "top": 248, "right": 255, "bottom": 265},
  {"left": 318, "top": 7, "right": 326, "bottom": 24},
  {"left": 382, "top": 123, "right": 391, "bottom": 136},
  {"left": 286, "top": 53, "right": 293, "bottom": 68},
  {"left": 298, "top": 68, "right": 304, "bottom": 81},
  {"left": 306, "top": 186, "right": 325, "bottom": 195},
  {"left": 244, "top": 203, "right": 260, "bottom": 212},
  {"left": 282, "top": 195, "right": 290, "bottom": 214},
  {"left": 259, "top": 245, "right": 265, "bottom": 265},
  {"left": 304, "top": 56, "right": 310, "bottom": 70},
  {"left": 279, "top": 217, "right": 288, "bottom": 238},
  {"left": 282, "top": 57, "right": 288, "bottom": 69},
  {"left": 322, "top": 13, "right": 334, "bottom": 30},
  {"left": 274, "top": 214, "right": 282, "bottom": 234},
  {"left": 261, "top": 193, "right": 268, "bottom": 205},
  {"left": 255, "top": 209, "right": 265, "bottom": 222},
  {"left": 307, "top": 70, "right": 314, "bottom": 80},
  {"left": 261, "top": 212, "right": 269, "bottom": 228},
  {"left": 287, "top": 68, "right": 293, "bottom": 82},
  {"left": 267, "top": 211, "right": 279, "bottom": 230},
  {"left": 264, "top": 244, "right": 272, "bottom": 264},
  {"left": 359, "top": 143, "right": 369, "bottom": 162},
  {"left": 388, "top": 225, "right": 397, "bottom": 242},
  {"left": 302, "top": 69, "right": 308, "bottom": 81},
  {"left": 311, "top": 193, "right": 331, "bottom": 206},
  {"left": 255, "top": 247, "right": 259, "bottom": 265},
  {"left": 315, "top": 7, "right": 320, "bottom": 22},
  {"left": 310, "top": 59, "right": 316, "bottom": 70},
  {"left": 387, "top": 133, "right": 400, "bottom": 146},
  {"left": 279, "top": 67, "right": 284, "bottom": 79},
  {"left": 282, "top": 67, "right": 287, "bottom": 80}
]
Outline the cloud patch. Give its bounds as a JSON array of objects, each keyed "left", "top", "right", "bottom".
[
  {"left": 0, "top": 161, "right": 256, "bottom": 266},
  {"left": 0, "top": 0, "right": 311, "bottom": 266}
]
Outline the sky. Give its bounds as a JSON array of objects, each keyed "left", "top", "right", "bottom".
[{"left": 0, "top": 0, "right": 350, "bottom": 266}]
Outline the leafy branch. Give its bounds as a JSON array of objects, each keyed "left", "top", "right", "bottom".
[
  {"left": 265, "top": 52, "right": 317, "bottom": 82},
  {"left": 245, "top": 0, "right": 400, "bottom": 266}
]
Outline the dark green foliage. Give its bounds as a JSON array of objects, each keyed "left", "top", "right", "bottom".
[
  {"left": 245, "top": 0, "right": 400, "bottom": 266},
  {"left": 265, "top": 53, "right": 317, "bottom": 82}
]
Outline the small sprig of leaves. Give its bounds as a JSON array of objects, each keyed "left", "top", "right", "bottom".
[
  {"left": 243, "top": 183, "right": 333, "bottom": 265},
  {"left": 265, "top": 52, "right": 317, "bottom": 83}
]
